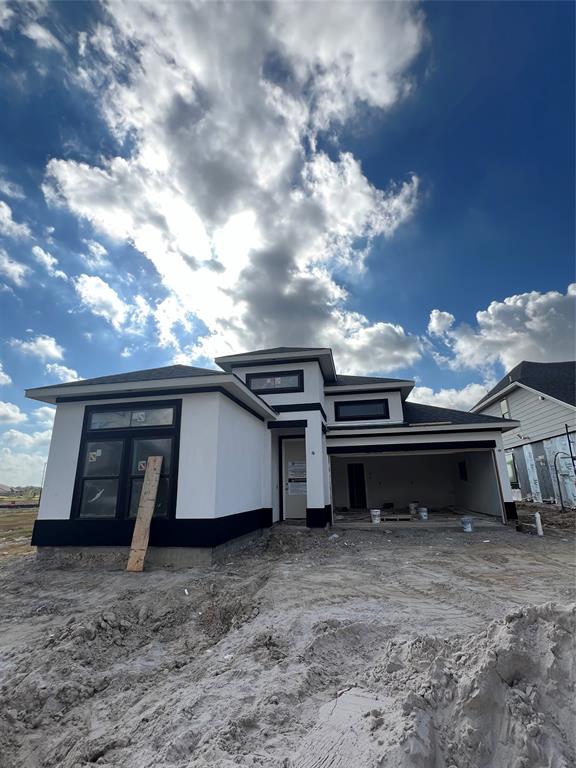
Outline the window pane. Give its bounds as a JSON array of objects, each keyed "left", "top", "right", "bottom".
[
  {"left": 132, "top": 438, "right": 172, "bottom": 475},
  {"left": 83, "top": 441, "right": 123, "bottom": 477},
  {"left": 337, "top": 401, "right": 389, "bottom": 419},
  {"left": 129, "top": 477, "right": 170, "bottom": 518},
  {"left": 90, "top": 411, "right": 131, "bottom": 429},
  {"left": 79, "top": 479, "right": 119, "bottom": 518},
  {"left": 249, "top": 374, "right": 300, "bottom": 391},
  {"left": 130, "top": 408, "right": 174, "bottom": 427}
]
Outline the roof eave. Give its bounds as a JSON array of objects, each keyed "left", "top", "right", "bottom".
[
  {"left": 25, "top": 374, "right": 278, "bottom": 419},
  {"left": 215, "top": 348, "right": 338, "bottom": 383}
]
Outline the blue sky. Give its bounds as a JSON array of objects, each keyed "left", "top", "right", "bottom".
[{"left": 0, "top": 1, "right": 574, "bottom": 485}]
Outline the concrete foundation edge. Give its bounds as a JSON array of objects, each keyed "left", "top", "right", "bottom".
[{"left": 36, "top": 530, "right": 263, "bottom": 569}]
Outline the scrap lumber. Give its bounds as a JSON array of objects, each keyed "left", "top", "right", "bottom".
[{"left": 126, "top": 455, "right": 162, "bottom": 572}]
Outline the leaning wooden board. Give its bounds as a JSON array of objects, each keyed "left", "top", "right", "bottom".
[{"left": 126, "top": 455, "right": 163, "bottom": 572}]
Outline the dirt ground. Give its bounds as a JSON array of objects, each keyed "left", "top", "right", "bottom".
[
  {"left": 0, "top": 523, "right": 574, "bottom": 768},
  {"left": 516, "top": 501, "right": 576, "bottom": 532},
  {"left": 0, "top": 507, "right": 37, "bottom": 559}
]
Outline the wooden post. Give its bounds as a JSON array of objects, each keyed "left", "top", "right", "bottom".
[{"left": 126, "top": 456, "right": 163, "bottom": 572}]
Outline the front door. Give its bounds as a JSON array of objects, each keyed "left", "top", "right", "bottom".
[
  {"left": 283, "top": 438, "right": 307, "bottom": 519},
  {"left": 347, "top": 463, "right": 367, "bottom": 509}
]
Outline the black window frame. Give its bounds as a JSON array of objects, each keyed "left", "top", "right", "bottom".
[
  {"left": 245, "top": 369, "right": 304, "bottom": 395},
  {"left": 71, "top": 400, "right": 181, "bottom": 521},
  {"left": 334, "top": 398, "right": 390, "bottom": 422}
]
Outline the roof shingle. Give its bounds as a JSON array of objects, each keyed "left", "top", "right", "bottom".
[{"left": 474, "top": 361, "right": 576, "bottom": 409}]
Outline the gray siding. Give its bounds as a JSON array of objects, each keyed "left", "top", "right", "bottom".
[{"left": 480, "top": 385, "right": 575, "bottom": 449}]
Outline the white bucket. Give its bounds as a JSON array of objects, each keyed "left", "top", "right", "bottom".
[
  {"left": 370, "top": 509, "right": 381, "bottom": 524},
  {"left": 417, "top": 507, "right": 428, "bottom": 521},
  {"left": 461, "top": 516, "right": 474, "bottom": 533},
  {"left": 408, "top": 502, "right": 419, "bottom": 514}
]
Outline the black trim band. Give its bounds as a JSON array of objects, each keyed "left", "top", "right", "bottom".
[
  {"left": 56, "top": 386, "right": 267, "bottom": 422},
  {"left": 327, "top": 426, "right": 502, "bottom": 435},
  {"left": 327, "top": 440, "right": 497, "bottom": 454},
  {"left": 504, "top": 501, "right": 518, "bottom": 521},
  {"left": 268, "top": 420, "right": 307, "bottom": 429},
  {"left": 325, "top": 388, "right": 403, "bottom": 396},
  {"left": 274, "top": 402, "right": 327, "bottom": 421},
  {"left": 32, "top": 508, "right": 273, "bottom": 548},
  {"left": 306, "top": 505, "right": 332, "bottom": 528}
]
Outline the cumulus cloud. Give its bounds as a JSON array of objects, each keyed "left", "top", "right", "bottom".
[
  {"left": 10, "top": 334, "right": 64, "bottom": 361},
  {"left": 0, "top": 362, "right": 11, "bottom": 386},
  {"left": 33, "top": 405, "right": 56, "bottom": 426},
  {"left": 45, "top": 363, "right": 79, "bottom": 382},
  {"left": 0, "top": 200, "right": 31, "bottom": 238},
  {"left": 0, "top": 401, "right": 27, "bottom": 424},
  {"left": 43, "top": 1, "right": 425, "bottom": 373},
  {"left": 2, "top": 428, "right": 52, "bottom": 450},
  {"left": 31, "top": 245, "right": 68, "bottom": 280},
  {"left": 73, "top": 274, "right": 151, "bottom": 334},
  {"left": 408, "top": 382, "right": 494, "bottom": 411},
  {"left": 428, "top": 284, "right": 576, "bottom": 373},
  {"left": 0, "top": 248, "right": 30, "bottom": 287},
  {"left": 0, "top": 447, "right": 47, "bottom": 486}
]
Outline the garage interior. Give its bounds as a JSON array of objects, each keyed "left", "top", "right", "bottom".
[{"left": 330, "top": 448, "right": 505, "bottom": 522}]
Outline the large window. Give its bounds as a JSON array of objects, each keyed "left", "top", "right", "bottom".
[
  {"left": 246, "top": 370, "right": 304, "bottom": 394},
  {"left": 73, "top": 402, "right": 180, "bottom": 520},
  {"left": 334, "top": 399, "right": 390, "bottom": 421}
]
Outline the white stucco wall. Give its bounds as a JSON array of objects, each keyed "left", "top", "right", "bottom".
[
  {"left": 325, "top": 390, "right": 403, "bottom": 424},
  {"left": 37, "top": 402, "right": 85, "bottom": 520},
  {"left": 453, "top": 450, "right": 503, "bottom": 518},
  {"left": 213, "top": 394, "right": 270, "bottom": 517},
  {"left": 232, "top": 361, "right": 325, "bottom": 408}
]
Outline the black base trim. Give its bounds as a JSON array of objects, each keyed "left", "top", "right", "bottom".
[
  {"left": 32, "top": 508, "right": 273, "bottom": 548},
  {"left": 328, "top": 440, "right": 496, "bottom": 454},
  {"left": 306, "top": 505, "right": 332, "bottom": 528},
  {"left": 504, "top": 501, "right": 518, "bottom": 521},
  {"left": 268, "top": 419, "right": 307, "bottom": 429}
]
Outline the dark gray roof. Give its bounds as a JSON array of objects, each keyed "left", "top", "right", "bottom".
[
  {"left": 404, "top": 401, "right": 511, "bottom": 426},
  {"left": 474, "top": 361, "right": 576, "bottom": 409},
  {"left": 36, "top": 364, "right": 222, "bottom": 390},
  {"left": 332, "top": 374, "right": 412, "bottom": 386}
]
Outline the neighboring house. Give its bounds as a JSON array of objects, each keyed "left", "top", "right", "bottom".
[
  {"left": 472, "top": 361, "right": 576, "bottom": 508},
  {"left": 27, "top": 347, "right": 519, "bottom": 560}
]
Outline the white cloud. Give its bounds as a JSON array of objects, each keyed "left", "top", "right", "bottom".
[
  {"left": 31, "top": 245, "right": 68, "bottom": 280},
  {"left": 0, "top": 362, "right": 11, "bottom": 386},
  {"left": 428, "top": 309, "right": 455, "bottom": 337},
  {"left": 0, "top": 3, "right": 14, "bottom": 31},
  {"left": 22, "top": 21, "right": 64, "bottom": 52},
  {"left": 43, "top": 1, "right": 425, "bottom": 373},
  {"left": 45, "top": 363, "right": 79, "bottom": 382},
  {"left": 0, "top": 248, "right": 30, "bottom": 286},
  {"left": 408, "top": 382, "right": 494, "bottom": 411},
  {"left": 81, "top": 238, "right": 109, "bottom": 269},
  {"left": 0, "top": 401, "right": 27, "bottom": 424},
  {"left": 0, "top": 200, "right": 31, "bottom": 238},
  {"left": 0, "top": 447, "right": 47, "bottom": 486},
  {"left": 33, "top": 405, "right": 56, "bottom": 426},
  {"left": 10, "top": 334, "right": 64, "bottom": 361},
  {"left": 0, "top": 174, "right": 24, "bottom": 200},
  {"left": 2, "top": 428, "right": 52, "bottom": 450},
  {"left": 73, "top": 274, "right": 129, "bottom": 331},
  {"left": 429, "top": 284, "right": 576, "bottom": 373}
]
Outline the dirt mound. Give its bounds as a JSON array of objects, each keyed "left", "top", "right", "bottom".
[{"left": 293, "top": 603, "right": 575, "bottom": 768}]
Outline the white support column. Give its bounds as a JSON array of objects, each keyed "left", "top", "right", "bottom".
[
  {"left": 305, "top": 411, "right": 330, "bottom": 526},
  {"left": 494, "top": 433, "right": 516, "bottom": 522}
]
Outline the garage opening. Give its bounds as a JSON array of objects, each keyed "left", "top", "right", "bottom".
[{"left": 330, "top": 448, "right": 505, "bottom": 522}]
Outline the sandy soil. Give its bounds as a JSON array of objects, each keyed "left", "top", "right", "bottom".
[{"left": 0, "top": 524, "right": 574, "bottom": 768}]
